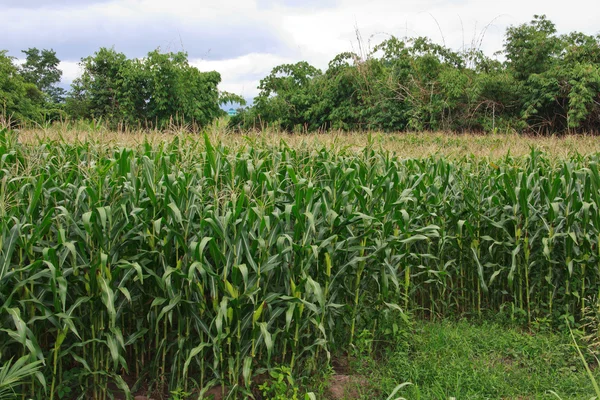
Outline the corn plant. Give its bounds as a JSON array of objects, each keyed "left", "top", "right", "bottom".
[{"left": 1, "top": 127, "right": 600, "bottom": 398}]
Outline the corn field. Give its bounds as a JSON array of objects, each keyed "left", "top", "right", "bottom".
[{"left": 1, "top": 128, "right": 600, "bottom": 398}]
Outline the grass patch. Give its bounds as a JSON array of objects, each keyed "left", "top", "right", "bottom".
[{"left": 341, "top": 320, "right": 600, "bottom": 400}]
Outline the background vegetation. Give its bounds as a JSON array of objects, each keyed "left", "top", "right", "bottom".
[
  {"left": 231, "top": 15, "right": 600, "bottom": 134},
  {"left": 1, "top": 48, "right": 244, "bottom": 130},
  {"left": 2, "top": 15, "right": 599, "bottom": 134}
]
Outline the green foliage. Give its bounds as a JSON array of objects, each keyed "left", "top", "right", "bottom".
[
  {"left": 232, "top": 15, "right": 600, "bottom": 134},
  {"left": 504, "top": 15, "right": 562, "bottom": 80},
  {"left": 169, "top": 387, "right": 192, "bottom": 400},
  {"left": 218, "top": 91, "right": 247, "bottom": 108},
  {"left": 258, "top": 366, "right": 302, "bottom": 399},
  {"left": 0, "top": 356, "right": 44, "bottom": 400},
  {"left": 2, "top": 130, "right": 600, "bottom": 398},
  {"left": 66, "top": 48, "right": 224, "bottom": 128},
  {"left": 0, "top": 50, "right": 44, "bottom": 125},
  {"left": 358, "top": 320, "right": 600, "bottom": 399},
  {"left": 4, "top": 14, "right": 599, "bottom": 133},
  {"left": 509, "top": 17, "right": 600, "bottom": 132},
  {"left": 249, "top": 61, "right": 324, "bottom": 131},
  {"left": 0, "top": 48, "right": 70, "bottom": 125},
  {"left": 20, "top": 47, "right": 66, "bottom": 104}
]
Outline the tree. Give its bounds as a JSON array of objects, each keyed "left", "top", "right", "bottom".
[
  {"left": 20, "top": 48, "right": 66, "bottom": 103},
  {"left": 503, "top": 17, "right": 600, "bottom": 132},
  {"left": 252, "top": 61, "right": 323, "bottom": 131},
  {"left": 67, "top": 47, "right": 128, "bottom": 122},
  {"left": 504, "top": 15, "right": 562, "bottom": 80},
  {"left": 66, "top": 48, "right": 226, "bottom": 128},
  {"left": 0, "top": 50, "right": 43, "bottom": 125},
  {"left": 142, "top": 50, "right": 222, "bottom": 127}
]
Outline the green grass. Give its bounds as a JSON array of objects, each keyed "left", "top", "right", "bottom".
[{"left": 347, "top": 320, "right": 600, "bottom": 400}]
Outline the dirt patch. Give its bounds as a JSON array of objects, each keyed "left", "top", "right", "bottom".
[
  {"left": 331, "top": 355, "right": 350, "bottom": 374},
  {"left": 201, "top": 385, "right": 226, "bottom": 400},
  {"left": 327, "top": 374, "right": 368, "bottom": 400}
]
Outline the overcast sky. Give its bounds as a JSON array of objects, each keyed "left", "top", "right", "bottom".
[{"left": 2, "top": 0, "right": 598, "bottom": 100}]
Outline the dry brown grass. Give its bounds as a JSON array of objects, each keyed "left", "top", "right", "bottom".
[{"left": 15, "top": 126, "right": 600, "bottom": 159}]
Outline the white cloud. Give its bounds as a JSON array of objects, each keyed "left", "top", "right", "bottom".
[
  {"left": 58, "top": 61, "right": 83, "bottom": 86},
  {"left": 192, "top": 53, "right": 297, "bottom": 99},
  {"left": 279, "top": 0, "right": 599, "bottom": 66},
  {"left": 2, "top": 0, "right": 289, "bottom": 60}
]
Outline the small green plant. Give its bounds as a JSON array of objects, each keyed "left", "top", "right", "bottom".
[
  {"left": 351, "top": 329, "right": 374, "bottom": 357},
  {"left": 259, "top": 366, "right": 298, "bottom": 400},
  {"left": 169, "top": 387, "right": 192, "bottom": 400},
  {"left": 55, "top": 367, "right": 84, "bottom": 399},
  {"left": 258, "top": 366, "right": 316, "bottom": 400},
  {"left": 531, "top": 316, "right": 553, "bottom": 332}
]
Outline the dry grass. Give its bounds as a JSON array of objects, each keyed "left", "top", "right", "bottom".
[{"left": 15, "top": 126, "right": 600, "bottom": 159}]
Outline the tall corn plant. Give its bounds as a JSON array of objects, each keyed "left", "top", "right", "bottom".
[{"left": 2, "top": 127, "right": 600, "bottom": 398}]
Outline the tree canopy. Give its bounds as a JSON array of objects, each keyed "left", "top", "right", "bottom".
[
  {"left": 0, "top": 50, "right": 44, "bottom": 125},
  {"left": 231, "top": 15, "right": 600, "bottom": 134},
  {"left": 20, "top": 48, "right": 66, "bottom": 104},
  {"left": 66, "top": 48, "right": 226, "bottom": 128}
]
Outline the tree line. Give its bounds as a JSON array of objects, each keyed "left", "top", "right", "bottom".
[
  {"left": 1, "top": 15, "right": 599, "bottom": 133},
  {"left": 232, "top": 15, "right": 600, "bottom": 134},
  {"left": 0, "top": 47, "right": 244, "bottom": 129}
]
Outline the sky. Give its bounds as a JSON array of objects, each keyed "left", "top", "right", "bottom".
[{"left": 2, "top": 0, "right": 599, "bottom": 101}]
